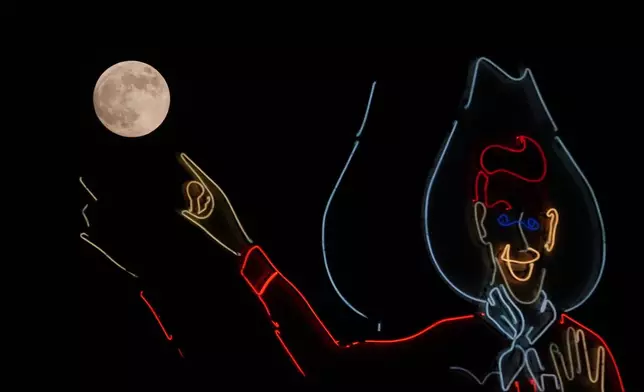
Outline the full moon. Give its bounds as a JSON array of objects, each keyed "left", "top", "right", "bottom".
[{"left": 93, "top": 61, "right": 170, "bottom": 138}]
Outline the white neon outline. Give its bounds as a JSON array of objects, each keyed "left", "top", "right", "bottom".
[
  {"left": 498, "top": 342, "right": 526, "bottom": 391},
  {"left": 80, "top": 176, "right": 98, "bottom": 201},
  {"left": 178, "top": 152, "right": 253, "bottom": 257},
  {"left": 449, "top": 367, "right": 499, "bottom": 385},
  {"left": 524, "top": 347, "right": 561, "bottom": 391},
  {"left": 524, "top": 291, "right": 557, "bottom": 346},
  {"left": 549, "top": 327, "right": 606, "bottom": 392},
  {"left": 554, "top": 136, "right": 606, "bottom": 312},
  {"left": 473, "top": 201, "right": 498, "bottom": 286},
  {"left": 424, "top": 57, "right": 605, "bottom": 311},
  {"left": 485, "top": 285, "right": 525, "bottom": 340},
  {"left": 320, "top": 81, "right": 376, "bottom": 319},
  {"left": 80, "top": 232, "right": 138, "bottom": 278},
  {"left": 82, "top": 204, "right": 90, "bottom": 227},
  {"left": 423, "top": 120, "right": 487, "bottom": 303},
  {"left": 377, "top": 322, "right": 381, "bottom": 332}
]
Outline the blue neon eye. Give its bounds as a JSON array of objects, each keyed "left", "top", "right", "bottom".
[
  {"left": 522, "top": 217, "right": 540, "bottom": 231},
  {"left": 496, "top": 214, "right": 513, "bottom": 227}
]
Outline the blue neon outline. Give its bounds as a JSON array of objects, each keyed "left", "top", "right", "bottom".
[
  {"left": 422, "top": 57, "right": 606, "bottom": 310},
  {"left": 320, "top": 81, "right": 377, "bottom": 319},
  {"left": 524, "top": 347, "right": 561, "bottom": 391},
  {"left": 449, "top": 367, "right": 499, "bottom": 385},
  {"left": 485, "top": 286, "right": 525, "bottom": 340},
  {"left": 497, "top": 213, "right": 540, "bottom": 231},
  {"left": 524, "top": 291, "right": 557, "bottom": 345},
  {"left": 497, "top": 342, "right": 526, "bottom": 391},
  {"left": 554, "top": 136, "right": 606, "bottom": 312}
]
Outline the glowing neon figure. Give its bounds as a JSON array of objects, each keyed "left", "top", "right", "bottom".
[
  {"left": 422, "top": 57, "right": 623, "bottom": 391},
  {"left": 178, "top": 151, "right": 478, "bottom": 385},
  {"left": 79, "top": 176, "right": 183, "bottom": 359}
]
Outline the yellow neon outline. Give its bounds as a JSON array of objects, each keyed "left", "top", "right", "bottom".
[
  {"left": 178, "top": 153, "right": 253, "bottom": 256},
  {"left": 474, "top": 202, "right": 545, "bottom": 304},
  {"left": 500, "top": 244, "right": 540, "bottom": 282},
  {"left": 80, "top": 177, "right": 97, "bottom": 201},
  {"left": 80, "top": 233, "right": 138, "bottom": 278},
  {"left": 549, "top": 326, "right": 606, "bottom": 392},
  {"left": 545, "top": 208, "right": 559, "bottom": 252},
  {"left": 82, "top": 204, "right": 90, "bottom": 227}
]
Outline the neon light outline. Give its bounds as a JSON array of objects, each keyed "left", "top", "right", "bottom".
[
  {"left": 549, "top": 327, "right": 606, "bottom": 391},
  {"left": 140, "top": 290, "right": 173, "bottom": 341},
  {"left": 423, "top": 58, "right": 605, "bottom": 311},
  {"left": 82, "top": 204, "right": 90, "bottom": 227},
  {"left": 80, "top": 232, "right": 138, "bottom": 278},
  {"left": 475, "top": 202, "right": 548, "bottom": 305},
  {"left": 544, "top": 208, "right": 559, "bottom": 252},
  {"left": 449, "top": 366, "right": 499, "bottom": 385},
  {"left": 178, "top": 152, "right": 253, "bottom": 257},
  {"left": 321, "top": 81, "right": 376, "bottom": 319},
  {"left": 558, "top": 314, "right": 624, "bottom": 391},
  {"left": 524, "top": 347, "right": 560, "bottom": 391},
  {"left": 80, "top": 176, "right": 98, "bottom": 201},
  {"left": 497, "top": 213, "right": 540, "bottom": 231},
  {"left": 239, "top": 245, "right": 475, "bottom": 375},
  {"left": 485, "top": 285, "right": 525, "bottom": 340},
  {"left": 498, "top": 342, "right": 526, "bottom": 391}
]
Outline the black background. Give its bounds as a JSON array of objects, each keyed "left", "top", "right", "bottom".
[{"left": 80, "top": 49, "right": 638, "bottom": 390}]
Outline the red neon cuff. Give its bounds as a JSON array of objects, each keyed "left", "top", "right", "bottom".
[{"left": 241, "top": 246, "right": 278, "bottom": 295}]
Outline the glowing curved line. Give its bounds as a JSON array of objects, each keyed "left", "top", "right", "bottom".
[
  {"left": 544, "top": 208, "right": 559, "bottom": 252},
  {"left": 485, "top": 285, "right": 525, "bottom": 340},
  {"left": 463, "top": 57, "right": 558, "bottom": 132},
  {"left": 82, "top": 204, "right": 90, "bottom": 227},
  {"left": 498, "top": 342, "right": 526, "bottom": 391},
  {"left": 80, "top": 176, "right": 98, "bottom": 201},
  {"left": 321, "top": 81, "right": 376, "bottom": 319},
  {"left": 554, "top": 137, "right": 606, "bottom": 312},
  {"left": 449, "top": 366, "right": 499, "bottom": 385},
  {"left": 549, "top": 327, "right": 606, "bottom": 391},
  {"left": 179, "top": 152, "right": 253, "bottom": 244},
  {"left": 424, "top": 57, "right": 562, "bottom": 303},
  {"left": 423, "top": 120, "right": 486, "bottom": 303},
  {"left": 524, "top": 347, "right": 560, "bottom": 391},
  {"left": 80, "top": 233, "right": 138, "bottom": 278}
]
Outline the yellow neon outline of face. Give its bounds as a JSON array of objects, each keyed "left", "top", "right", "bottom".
[{"left": 500, "top": 244, "right": 540, "bottom": 282}]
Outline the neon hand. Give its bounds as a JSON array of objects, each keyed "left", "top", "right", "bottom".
[
  {"left": 177, "top": 153, "right": 253, "bottom": 256},
  {"left": 549, "top": 327, "right": 606, "bottom": 392},
  {"left": 485, "top": 286, "right": 525, "bottom": 340}
]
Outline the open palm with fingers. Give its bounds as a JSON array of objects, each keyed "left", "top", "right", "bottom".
[{"left": 549, "top": 326, "right": 606, "bottom": 392}]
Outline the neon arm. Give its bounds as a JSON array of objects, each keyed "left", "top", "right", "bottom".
[{"left": 321, "top": 81, "right": 376, "bottom": 319}]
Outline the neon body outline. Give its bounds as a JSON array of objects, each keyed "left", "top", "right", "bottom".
[
  {"left": 321, "top": 81, "right": 376, "bottom": 319},
  {"left": 80, "top": 176, "right": 183, "bottom": 358},
  {"left": 423, "top": 57, "right": 606, "bottom": 312},
  {"left": 178, "top": 151, "right": 478, "bottom": 378}
]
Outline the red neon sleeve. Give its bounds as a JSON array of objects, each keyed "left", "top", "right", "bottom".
[{"left": 239, "top": 245, "right": 342, "bottom": 377}]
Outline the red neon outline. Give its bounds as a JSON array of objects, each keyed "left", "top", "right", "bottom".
[
  {"left": 529, "top": 378, "right": 537, "bottom": 392},
  {"left": 240, "top": 245, "right": 477, "bottom": 376},
  {"left": 559, "top": 314, "right": 625, "bottom": 392},
  {"left": 514, "top": 380, "right": 521, "bottom": 392},
  {"left": 363, "top": 315, "right": 475, "bottom": 344},
  {"left": 274, "top": 330, "right": 305, "bottom": 376},
  {"left": 474, "top": 135, "right": 547, "bottom": 211},
  {"left": 140, "top": 290, "right": 173, "bottom": 341},
  {"left": 178, "top": 348, "right": 184, "bottom": 358}
]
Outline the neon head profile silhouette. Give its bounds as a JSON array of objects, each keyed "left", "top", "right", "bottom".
[{"left": 422, "top": 57, "right": 623, "bottom": 391}]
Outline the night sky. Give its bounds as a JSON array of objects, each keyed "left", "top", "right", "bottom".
[{"left": 79, "top": 49, "right": 638, "bottom": 391}]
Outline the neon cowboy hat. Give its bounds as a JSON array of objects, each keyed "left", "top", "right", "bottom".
[{"left": 422, "top": 57, "right": 605, "bottom": 312}]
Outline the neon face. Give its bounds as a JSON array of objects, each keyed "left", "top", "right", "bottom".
[{"left": 472, "top": 135, "right": 560, "bottom": 304}]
